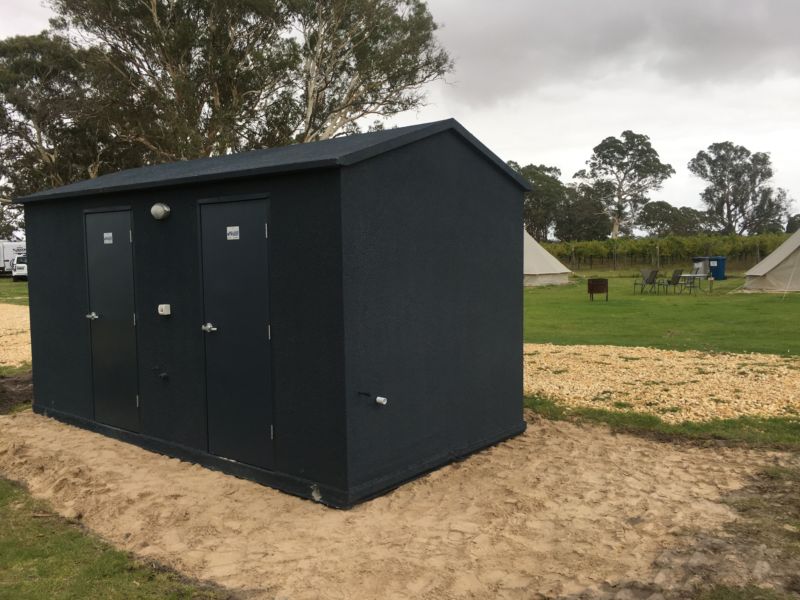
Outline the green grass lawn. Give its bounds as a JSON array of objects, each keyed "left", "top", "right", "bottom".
[
  {"left": 525, "top": 396, "right": 800, "bottom": 450},
  {"left": 0, "top": 478, "right": 228, "bottom": 599},
  {"left": 0, "top": 363, "right": 30, "bottom": 378},
  {"left": 0, "top": 277, "right": 28, "bottom": 306},
  {"left": 524, "top": 271, "right": 800, "bottom": 355},
  {"left": 6, "top": 272, "right": 798, "bottom": 354}
]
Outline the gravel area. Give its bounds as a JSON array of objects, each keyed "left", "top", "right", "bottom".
[
  {"left": 525, "top": 343, "right": 800, "bottom": 423},
  {"left": 0, "top": 303, "right": 31, "bottom": 366}
]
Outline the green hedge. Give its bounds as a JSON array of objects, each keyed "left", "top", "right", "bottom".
[{"left": 542, "top": 233, "right": 790, "bottom": 270}]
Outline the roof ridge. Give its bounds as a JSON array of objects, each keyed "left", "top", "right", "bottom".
[{"left": 19, "top": 119, "right": 529, "bottom": 203}]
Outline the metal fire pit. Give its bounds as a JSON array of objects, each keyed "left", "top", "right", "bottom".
[{"left": 588, "top": 278, "right": 608, "bottom": 301}]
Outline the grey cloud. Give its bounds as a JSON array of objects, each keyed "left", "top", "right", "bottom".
[
  {"left": 0, "top": 3, "right": 53, "bottom": 38},
  {"left": 429, "top": 0, "right": 800, "bottom": 105}
]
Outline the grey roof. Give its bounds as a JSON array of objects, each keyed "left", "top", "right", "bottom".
[
  {"left": 20, "top": 119, "right": 530, "bottom": 203},
  {"left": 746, "top": 229, "right": 800, "bottom": 276}
]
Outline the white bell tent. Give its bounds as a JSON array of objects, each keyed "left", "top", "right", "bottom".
[{"left": 523, "top": 230, "right": 571, "bottom": 286}]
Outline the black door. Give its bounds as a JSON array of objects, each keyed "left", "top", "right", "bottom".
[
  {"left": 200, "top": 198, "right": 273, "bottom": 469},
  {"left": 85, "top": 210, "right": 139, "bottom": 432}
]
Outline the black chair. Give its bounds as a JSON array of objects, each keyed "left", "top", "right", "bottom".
[
  {"left": 682, "top": 275, "right": 700, "bottom": 295},
  {"left": 634, "top": 269, "right": 658, "bottom": 294},
  {"left": 658, "top": 269, "right": 683, "bottom": 294}
]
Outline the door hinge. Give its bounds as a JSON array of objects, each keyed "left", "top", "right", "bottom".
[
  {"left": 270, "top": 424, "right": 274, "bottom": 440},
  {"left": 133, "top": 313, "right": 136, "bottom": 327},
  {"left": 265, "top": 222, "right": 269, "bottom": 239},
  {"left": 267, "top": 323, "right": 271, "bottom": 340},
  {"left": 135, "top": 394, "right": 140, "bottom": 408},
  {"left": 129, "top": 229, "right": 133, "bottom": 243}
]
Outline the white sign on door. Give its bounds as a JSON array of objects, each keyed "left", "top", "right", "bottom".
[
  {"left": 103, "top": 232, "right": 113, "bottom": 244},
  {"left": 226, "top": 226, "right": 240, "bottom": 241}
]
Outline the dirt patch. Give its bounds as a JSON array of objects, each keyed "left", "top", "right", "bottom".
[
  {"left": 525, "top": 343, "right": 800, "bottom": 423},
  {"left": 0, "top": 372, "right": 33, "bottom": 415},
  {"left": 0, "top": 410, "right": 793, "bottom": 599},
  {"left": 0, "top": 303, "right": 31, "bottom": 366},
  {"left": 721, "top": 464, "right": 800, "bottom": 594}
]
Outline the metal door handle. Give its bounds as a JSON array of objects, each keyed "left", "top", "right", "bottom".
[
  {"left": 201, "top": 322, "right": 218, "bottom": 332},
  {"left": 85, "top": 312, "right": 99, "bottom": 320}
]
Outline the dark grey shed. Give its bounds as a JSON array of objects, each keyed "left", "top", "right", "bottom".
[{"left": 20, "top": 119, "right": 529, "bottom": 507}]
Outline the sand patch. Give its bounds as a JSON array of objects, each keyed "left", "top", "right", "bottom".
[
  {"left": 0, "top": 303, "right": 30, "bottom": 366},
  {"left": 0, "top": 410, "right": 788, "bottom": 599},
  {"left": 525, "top": 343, "right": 800, "bottom": 422}
]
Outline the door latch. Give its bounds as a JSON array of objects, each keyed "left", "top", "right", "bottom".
[
  {"left": 201, "top": 322, "right": 218, "bottom": 332},
  {"left": 85, "top": 312, "right": 99, "bottom": 320}
]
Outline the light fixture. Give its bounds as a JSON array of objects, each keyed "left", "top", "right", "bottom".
[{"left": 150, "top": 203, "right": 171, "bottom": 220}]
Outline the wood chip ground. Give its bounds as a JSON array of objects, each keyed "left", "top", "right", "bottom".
[
  {"left": 524, "top": 343, "right": 800, "bottom": 423},
  {"left": 0, "top": 303, "right": 30, "bottom": 366}
]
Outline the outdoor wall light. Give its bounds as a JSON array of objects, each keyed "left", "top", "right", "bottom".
[{"left": 150, "top": 202, "right": 171, "bottom": 220}]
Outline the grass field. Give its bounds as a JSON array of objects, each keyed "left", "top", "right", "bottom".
[
  {"left": 5, "top": 273, "right": 799, "bottom": 355},
  {"left": 0, "top": 277, "right": 28, "bottom": 306},
  {"left": 525, "top": 396, "right": 800, "bottom": 450},
  {"left": 524, "top": 272, "right": 800, "bottom": 355},
  {"left": 0, "top": 363, "right": 30, "bottom": 378}
]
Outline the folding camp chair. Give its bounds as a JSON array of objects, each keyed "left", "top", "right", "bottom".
[
  {"left": 682, "top": 276, "right": 699, "bottom": 294},
  {"left": 658, "top": 269, "right": 683, "bottom": 294},
  {"left": 633, "top": 269, "right": 658, "bottom": 294}
]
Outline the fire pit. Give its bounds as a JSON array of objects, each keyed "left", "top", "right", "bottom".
[{"left": 588, "top": 278, "right": 608, "bottom": 301}]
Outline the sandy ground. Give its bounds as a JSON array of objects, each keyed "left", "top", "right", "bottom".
[
  {"left": 0, "top": 410, "right": 790, "bottom": 599},
  {"left": 525, "top": 343, "right": 800, "bottom": 423},
  {"left": 0, "top": 303, "right": 30, "bottom": 366}
]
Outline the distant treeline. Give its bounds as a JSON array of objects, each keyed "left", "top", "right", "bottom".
[{"left": 541, "top": 233, "right": 790, "bottom": 270}]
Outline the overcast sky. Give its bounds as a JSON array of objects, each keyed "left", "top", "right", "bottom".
[{"left": 3, "top": 0, "right": 799, "bottom": 212}]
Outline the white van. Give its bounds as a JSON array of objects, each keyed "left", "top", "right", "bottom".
[
  {"left": 0, "top": 240, "right": 26, "bottom": 274},
  {"left": 11, "top": 255, "right": 27, "bottom": 281}
]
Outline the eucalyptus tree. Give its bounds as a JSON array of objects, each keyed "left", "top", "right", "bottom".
[
  {"left": 508, "top": 161, "right": 566, "bottom": 241},
  {"left": 688, "top": 142, "right": 790, "bottom": 234},
  {"left": 575, "top": 130, "right": 675, "bottom": 239},
  {"left": 0, "top": 0, "right": 451, "bottom": 205}
]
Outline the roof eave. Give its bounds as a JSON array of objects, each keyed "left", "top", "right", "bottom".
[
  {"left": 447, "top": 120, "right": 533, "bottom": 191},
  {"left": 17, "top": 158, "right": 343, "bottom": 204},
  {"left": 19, "top": 118, "right": 532, "bottom": 202}
]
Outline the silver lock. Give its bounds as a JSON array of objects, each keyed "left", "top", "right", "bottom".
[
  {"left": 376, "top": 396, "right": 388, "bottom": 406},
  {"left": 201, "top": 322, "right": 218, "bottom": 332},
  {"left": 85, "top": 312, "right": 99, "bottom": 320}
]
